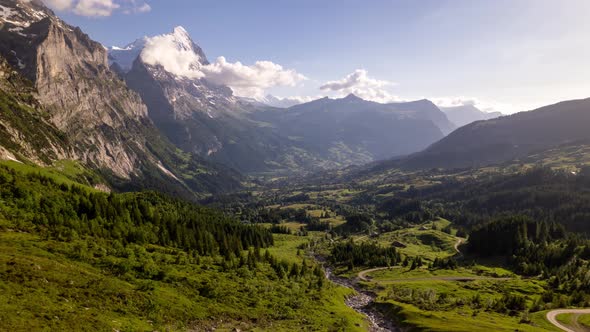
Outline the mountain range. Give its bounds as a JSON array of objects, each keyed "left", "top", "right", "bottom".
[
  {"left": 109, "top": 26, "right": 457, "bottom": 174},
  {"left": 2, "top": 0, "right": 589, "bottom": 196}
]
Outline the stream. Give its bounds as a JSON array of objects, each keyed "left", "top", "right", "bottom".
[{"left": 316, "top": 255, "right": 401, "bottom": 332}]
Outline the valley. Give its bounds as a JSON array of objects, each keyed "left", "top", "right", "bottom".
[{"left": 0, "top": 1, "right": 589, "bottom": 331}]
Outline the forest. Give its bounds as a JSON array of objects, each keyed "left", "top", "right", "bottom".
[{"left": 0, "top": 164, "right": 357, "bottom": 331}]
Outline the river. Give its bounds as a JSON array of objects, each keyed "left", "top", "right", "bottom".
[{"left": 316, "top": 255, "right": 401, "bottom": 332}]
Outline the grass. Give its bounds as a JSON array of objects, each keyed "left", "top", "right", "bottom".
[
  {"left": 0, "top": 228, "right": 367, "bottom": 332},
  {"left": 353, "top": 222, "right": 459, "bottom": 261},
  {"left": 578, "top": 314, "right": 590, "bottom": 328},
  {"left": 367, "top": 267, "right": 479, "bottom": 281},
  {"left": 379, "top": 301, "right": 558, "bottom": 332},
  {"left": 266, "top": 233, "right": 310, "bottom": 264},
  {"left": 0, "top": 160, "right": 101, "bottom": 191},
  {"left": 364, "top": 272, "right": 553, "bottom": 331},
  {"left": 555, "top": 313, "right": 590, "bottom": 330},
  {"left": 556, "top": 313, "right": 575, "bottom": 326}
]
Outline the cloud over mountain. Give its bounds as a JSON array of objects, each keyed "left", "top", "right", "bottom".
[
  {"left": 202, "top": 57, "right": 306, "bottom": 99},
  {"left": 433, "top": 96, "right": 511, "bottom": 114},
  {"left": 320, "top": 69, "right": 399, "bottom": 103},
  {"left": 135, "top": 27, "right": 306, "bottom": 99},
  {"left": 140, "top": 27, "right": 205, "bottom": 79}
]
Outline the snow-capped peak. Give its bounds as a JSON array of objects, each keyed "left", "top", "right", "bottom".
[
  {"left": 173, "top": 26, "right": 190, "bottom": 39},
  {"left": 108, "top": 37, "right": 148, "bottom": 72},
  {"left": 0, "top": 0, "right": 49, "bottom": 29},
  {"left": 167, "top": 26, "right": 196, "bottom": 52},
  {"left": 108, "top": 26, "right": 208, "bottom": 79}
]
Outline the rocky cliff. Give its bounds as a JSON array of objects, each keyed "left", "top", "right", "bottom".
[
  {"left": 0, "top": 55, "right": 70, "bottom": 164},
  {"left": 0, "top": 0, "right": 241, "bottom": 196}
]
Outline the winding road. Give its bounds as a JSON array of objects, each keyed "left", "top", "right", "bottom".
[{"left": 546, "top": 309, "right": 590, "bottom": 332}]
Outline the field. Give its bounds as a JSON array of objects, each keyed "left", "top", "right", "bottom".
[
  {"left": 556, "top": 312, "right": 590, "bottom": 331},
  {"left": 0, "top": 160, "right": 102, "bottom": 190},
  {"left": 358, "top": 264, "right": 556, "bottom": 331},
  {"left": 351, "top": 218, "right": 459, "bottom": 262}
]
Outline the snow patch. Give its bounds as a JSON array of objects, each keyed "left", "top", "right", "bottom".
[
  {"left": 108, "top": 37, "right": 148, "bottom": 72},
  {"left": 0, "top": 5, "right": 14, "bottom": 20}
]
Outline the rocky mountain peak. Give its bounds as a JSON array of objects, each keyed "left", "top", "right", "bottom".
[
  {"left": 170, "top": 26, "right": 193, "bottom": 50},
  {"left": 110, "top": 25, "right": 210, "bottom": 80},
  {"left": 0, "top": 0, "right": 51, "bottom": 27},
  {"left": 342, "top": 93, "right": 364, "bottom": 102}
]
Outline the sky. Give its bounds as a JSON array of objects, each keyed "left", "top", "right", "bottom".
[{"left": 43, "top": 0, "right": 590, "bottom": 114}]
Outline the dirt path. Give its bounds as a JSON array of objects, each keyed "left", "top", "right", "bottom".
[
  {"left": 358, "top": 266, "right": 400, "bottom": 282},
  {"left": 546, "top": 309, "right": 590, "bottom": 332}
]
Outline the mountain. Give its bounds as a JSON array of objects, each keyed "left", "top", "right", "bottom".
[
  {"left": 0, "top": 0, "right": 241, "bottom": 196},
  {"left": 108, "top": 37, "right": 148, "bottom": 73},
  {"left": 250, "top": 94, "right": 450, "bottom": 164},
  {"left": 115, "top": 27, "right": 321, "bottom": 174},
  {"left": 402, "top": 98, "right": 590, "bottom": 169},
  {"left": 441, "top": 104, "right": 502, "bottom": 128},
  {"left": 110, "top": 27, "right": 459, "bottom": 174},
  {"left": 0, "top": 55, "right": 71, "bottom": 164},
  {"left": 387, "top": 99, "right": 456, "bottom": 135},
  {"left": 259, "top": 95, "right": 311, "bottom": 108}
]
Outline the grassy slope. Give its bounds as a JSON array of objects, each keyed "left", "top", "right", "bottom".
[
  {"left": 0, "top": 160, "right": 102, "bottom": 190},
  {"left": 555, "top": 313, "right": 590, "bottom": 330},
  {"left": 0, "top": 228, "right": 367, "bottom": 331},
  {"left": 366, "top": 267, "right": 557, "bottom": 331},
  {"left": 352, "top": 220, "right": 459, "bottom": 262},
  {"left": 0, "top": 163, "right": 367, "bottom": 331},
  {"left": 380, "top": 302, "right": 558, "bottom": 332}
]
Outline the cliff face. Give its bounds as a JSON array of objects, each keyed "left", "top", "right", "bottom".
[
  {"left": 0, "top": 0, "right": 154, "bottom": 178},
  {"left": 0, "top": 55, "right": 70, "bottom": 164},
  {"left": 0, "top": 0, "right": 242, "bottom": 196}
]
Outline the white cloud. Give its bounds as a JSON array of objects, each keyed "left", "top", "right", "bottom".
[
  {"left": 135, "top": 3, "right": 150, "bottom": 13},
  {"left": 139, "top": 28, "right": 306, "bottom": 99},
  {"left": 319, "top": 69, "right": 400, "bottom": 103},
  {"left": 202, "top": 57, "right": 307, "bottom": 99},
  {"left": 74, "top": 0, "right": 119, "bottom": 17},
  {"left": 140, "top": 28, "right": 205, "bottom": 79},
  {"left": 41, "top": 0, "right": 150, "bottom": 17},
  {"left": 42, "top": 0, "right": 74, "bottom": 11},
  {"left": 433, "top": 96, "right": 514, "bottom": 114},
  {"left": 122, "top": 0, "right": 150, "bottom": 14}
]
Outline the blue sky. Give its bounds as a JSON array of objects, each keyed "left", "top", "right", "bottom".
[{"left": 49, "top": 0, "right": 590, "bottom": 113}]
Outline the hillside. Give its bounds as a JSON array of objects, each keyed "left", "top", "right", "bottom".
[
  {"left": 0, "top": 162, "right": 366, "bottom": 331},
  {"left": 402, "top": 98, "right": 590, "bottom": 169}
]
